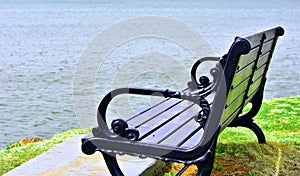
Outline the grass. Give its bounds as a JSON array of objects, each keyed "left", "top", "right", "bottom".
[
  {"left": 0, "top": 96, "right": 299, "bottom": 175},
  {"left": 218, "top": 95, "right": 300, "bottom": 145}
]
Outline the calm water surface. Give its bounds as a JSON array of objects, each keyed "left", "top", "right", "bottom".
[{"left": 0, "top": 0, "right": 299, "bottom": 149}]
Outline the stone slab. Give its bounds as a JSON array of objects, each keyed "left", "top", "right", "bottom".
[{"left": 4, "top": 135, "right": 164, "bottom": 176}]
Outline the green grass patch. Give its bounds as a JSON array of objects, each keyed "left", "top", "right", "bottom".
[{"left": 218, "top": 95, "right": 300, "bottom": 145}]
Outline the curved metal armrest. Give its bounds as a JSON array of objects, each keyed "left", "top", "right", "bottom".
[
  {"left": 191, "top": 57, "right": 220, "bottom": 86},
  {"left": 96, "top": 87, "right": 181, "bottom": 137}
]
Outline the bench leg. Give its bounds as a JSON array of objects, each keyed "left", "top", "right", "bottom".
[
  {"left": 175, "top": 131, "right": 218, "bottom": 176},
  {"left": 196, "top": 134, "right": 217, "bottom": 176},
  {"left": 241, "top": 121, "right": 266, "bottom": 144},
  {"left": 102, "top": 152, "right": 125, "bottom": 176},
  {"left": 174, "top": 150, "right": 216, "bottom": 176},
  {"left": 229, "top": 118, "right": 266, "bottom": 144},
  {"left": 229, "top": 81, "right": 266, "bottom": 144},
  {"left": 175, "top": 126, "right": 219, "bottom": 176},
  {"left": 195, "top": 146, "right": 216, "bottom": 176}
]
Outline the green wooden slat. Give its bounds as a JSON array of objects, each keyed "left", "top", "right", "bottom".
[
  {"left": 141, "top": 103, "right": 200, "bottom": 145},
  {"left": 221, "top": 93, "right": 244, "bottom": 123},
  {"left": 231, "top": 62, "right": 255, "bottom": 87},
  {"left": 246, "top": 28, "right": 276, "bottom": 49},
  {"left": 248, "top": 76, "right": 264, "bottom": 97},
  {"left": 252, "top": 64, "right": 267, "bottom": 82},
  {"left": 245, "top": 87, "right": 259, "bottom": 104},
  {"left": 260, "top": 40, "right": 274, "bottom": 55},
  {"left": 128, "top": 98, "right": 182, "bottom": 127},
  {"left": 257, "top": 52, "right": 270, "bottom": 68},
  {"left": 221, "top": 107, "right": 241, "bottom": 129},
  {"left": 226, "top": 77, "right": 250, "bottom": 106},
  {"left": 238, "top": 47, "right": 259, "bottom": 69},
  {"left": 158, "top": 115, "right": 200, "bottom": 147},
  {"left": 179, "top": 128, "right": 204, "bottom": 148},
  {"left": 246, "top": 32, "right": 265, "bottom": 49},
  {"left": 263, "top": 28, "right": 278, "bottom": 42}
]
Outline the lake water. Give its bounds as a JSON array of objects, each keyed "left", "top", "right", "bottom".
[{"left": 0, "top": 0, "right": 299, "bottom": 149}]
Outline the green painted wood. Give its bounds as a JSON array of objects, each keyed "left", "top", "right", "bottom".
[
  {"left": 226, "top": 77, "right": 250, "bottom": 106},
  {"left": 231, "top": 62, "right": 255, "bottom": 87},
  {"left": 252, "top": 64, "right": 267, "bottom": 83},
  {"left": 238, "top": 47, "right": 259, "bottom": 69},
  {"left": 248, "top": 76, "right": 264, "bottom": 97},
  {"left": 221, "top": 92, "right": 244, "bottom": 123},
  {"left": 246, "top": 28, "right": 277, "bottom": 49},
  {"left": 260, "top": 40, "right": 274, "bottom": 55},
  {"left": 257, "top": 52, "right": 270, "bottom": 68}
]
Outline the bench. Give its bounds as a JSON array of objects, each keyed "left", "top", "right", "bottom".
[{"left": 81, "top": 27, "right": 284, "bottom": 175}]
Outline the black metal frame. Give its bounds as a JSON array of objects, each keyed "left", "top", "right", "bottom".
[
  {"left": 228, "top": 78, "right": 267, "bottom": 143},
  {"left": 81, "top": 27, "right": 284, "bottom": 176}
]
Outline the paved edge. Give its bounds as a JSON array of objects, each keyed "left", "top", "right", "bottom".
[
  {"left": 4, "top": 134, "right": 164, "bottom": 176},
  {"left": 140, "top": 160, "right": 166, "bottom": 176}
]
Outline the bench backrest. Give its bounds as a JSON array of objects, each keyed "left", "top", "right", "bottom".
[
  {"left": 202, "top": 27, "right": 284, "bottom": 138},
  {"left": 221, "top": 27, "right": 284, "bottom": 128}
]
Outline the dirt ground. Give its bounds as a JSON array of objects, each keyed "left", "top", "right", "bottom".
[
  {"left": 162, "top": 158, "right": 252, "bottom": 176},
  {"left": 161, "top": 143, "right": 300, "bottom": 176}
]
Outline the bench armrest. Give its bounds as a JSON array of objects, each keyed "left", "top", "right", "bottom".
[
  {"left": 96, "top": 87, "right": 182, "bottom": 137},
  {"left": 191, "top": 57, "right": 220, "bottom": 86}
]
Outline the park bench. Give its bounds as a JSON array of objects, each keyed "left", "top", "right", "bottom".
[{"left": 81, "top": 27, "right": 284, "bottom": 175}]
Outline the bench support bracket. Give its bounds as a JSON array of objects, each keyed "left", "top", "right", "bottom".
[{"left": 228, "top": 78, "right": 267, "bottom": 144}]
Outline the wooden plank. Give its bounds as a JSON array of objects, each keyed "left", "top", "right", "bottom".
[
  {"left": 245, "top": 87, "right": 259, "bottom": 104},
  {"left": 221, "top": 93, "right": 244, "bottom": 123},
  {"left": 179, "top": 128, "right": 204, "bottom": 148},
  {"left": 125, "top": 98, "right": 170, "bottom": 122},
  {"left": 231, "top": 62, "right": 255, "bottom": 87},
  {"left": 257, "top": 52, "right": 270, "bottom": 68},
  {"left": 238, "top": 47, "right": 259, "bottom": 70},
  {"left": 252, "top": 64, "right": 267, "bottom": 82},
  {"left": 138, "top": 101, "right": 200, "bottom": 143},
  {"left": 221, "top": 107, "right": 241, "bottom": 129},
  {"left": 246, "top": 32, "right": 265, "bottom": 49},
  {"left": 140, "top": 103, "right": 200, "bottom": 146},
  {"left": 226, "top": 77, "right": 250, "bottom": 106},
  {"left": 248, "top": 76, "right": 263, "bottom": 97},
  {"left": 127, "top": 98, "right": 182, "bottom": 126},
  {"left": 264, "top": 28, "right": 278, "bottom": 42},
  {"left": 134, "top": 100, "right": 194, "bottom": 128},
  {"left": 246, "top": 28, "right": 276, "bottom": 49},
  {"left": 260, "top": 40, "right": 274, "bottom": 56},
  {"left": 157, "top": 117, "right": 200, "bottom": 147}
]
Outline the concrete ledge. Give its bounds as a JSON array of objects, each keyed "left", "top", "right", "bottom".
[{"left": 4, "top": 135, "right": 164, "bottom": 176}]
